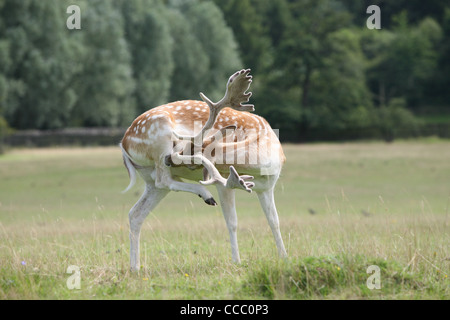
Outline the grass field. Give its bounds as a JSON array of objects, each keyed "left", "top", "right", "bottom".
[{"left": 0, "top": 140, "right": 449, "bottom": 299}]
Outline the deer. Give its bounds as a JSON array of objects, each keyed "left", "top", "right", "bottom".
[{"left": 120, "top": 69, "right": 287, "bottom": 271}]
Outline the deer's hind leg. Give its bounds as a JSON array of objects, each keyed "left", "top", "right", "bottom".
[
  {"left": 256, "top": 187, "right": 287, "bottom": 258},
  {"left": 216, "top": 184, "right": 241, "bottom": 263},
  {"left": 129, "top": 181, "right": 169, "bottom": 271}
]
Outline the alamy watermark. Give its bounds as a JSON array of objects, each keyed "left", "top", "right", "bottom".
[
  {"left": 366, "top": 5, "right": 381, "bottom": 30},
  {"left": 66, "top": 5, "right": 81, "bottom": 30},
  {"left": 66, "top": 265, "right": 81, "bottom": 290},
  {"left": 366, "top": 265, "right": 381, "bottom": 290},
  {"left": 65, "top": 4, "right": 380, "bottom": 31}
]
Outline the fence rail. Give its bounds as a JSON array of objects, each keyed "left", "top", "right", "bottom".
[
  {"left": 2, "top": 123, "right": 449, "bottom": 148},
  {"left": 4, "top": 127, "right": 127, "bottom": 147}
]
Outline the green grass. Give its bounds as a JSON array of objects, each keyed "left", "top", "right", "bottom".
[{"left": 0, "top": 141, "right": 449, "bottom": 299}]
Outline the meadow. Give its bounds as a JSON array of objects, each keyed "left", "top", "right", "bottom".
[{"left": 0, "top": 140, "right": 448, "bottom": 299}]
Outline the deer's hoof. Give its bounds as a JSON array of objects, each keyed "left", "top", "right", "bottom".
[{"left": 205, "top": 197, "right": 217, "bottom": 206}]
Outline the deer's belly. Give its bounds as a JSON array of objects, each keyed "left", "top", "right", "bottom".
[{"left": 169, "top": 166, "right": 204, "bottom": 182}]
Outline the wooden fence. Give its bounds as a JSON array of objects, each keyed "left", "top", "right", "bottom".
[
  {"left": 4, "top": 127, "right": 127, "bottom": 147},
  {"left": 2, "top": 123, "right": 449, "bottom": 148}
]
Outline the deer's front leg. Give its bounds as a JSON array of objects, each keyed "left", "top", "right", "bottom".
[{"left": 216, "top": 185, "right": 241, "bottom": 263}]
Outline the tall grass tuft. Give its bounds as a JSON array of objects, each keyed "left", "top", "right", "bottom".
[{"left": 241, "top": 255, "right": 441, "bottom": 299}]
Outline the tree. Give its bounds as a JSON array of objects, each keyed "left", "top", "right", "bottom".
[
  {"left": 363, "top": 12, "right": 442, "bottom": 108},
  {"left": 117, "top": 0, "right": 174, "bottom": 113},
  {"left": 180, "top": 0, "right": 242, "bottom": 101},
  {"left": 277, "top": 0, "right": 352, "bottom": 109},
  {"left": 0, "top": 0, "right": 80, "bottom": 129},
  {"left": 213, "top": 0, "right": 272, "bottom": 74},
  {"left": 342, "top": 0, "right": 449, "bottom": 27},
  {"left": 166, "top": 7, "right": 209, "bottom": 101},
  {"left": 424, "top": 7, "right": 450, "bottom": 106},
  {"left": 69, "top": 0, "right": 135, "bottom": 127},
  {"left": 307, "top": 28, "right": 373, "bottom": 135}
]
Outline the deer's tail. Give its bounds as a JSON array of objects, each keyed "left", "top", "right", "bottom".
[{"left": 119, "top": 143, "right": 137, "bottom": 193}]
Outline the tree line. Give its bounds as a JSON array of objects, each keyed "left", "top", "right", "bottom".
[{"left": 0, "top": 0, "right": 449, "bottom": 142}]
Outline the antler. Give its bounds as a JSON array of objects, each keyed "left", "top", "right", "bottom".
[
  {"left": 200, "top": 165, "right": 255, "bottom": 193},
  {"left": 175, "top": 69, "right": 254, "bottom": 146},
  {"left": 168, "top": 69, "right": 256, "bottom": 193},
  {"left": 201, "top": 68, "right": 254, "bottom": 112},
  {"left": 170, "top": 152, "right": 255, "bottom": 193}
]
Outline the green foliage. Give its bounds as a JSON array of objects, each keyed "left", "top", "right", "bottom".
[
  {"left": 0, "top": 0, "right": 80, "bottom": 129},
  {"left": 307, "top": 29, "right": 373, "bottom": 131},
  {"left": 166, "top": 8, "right": 208, "bottom": 101},
  {"left": 425, "top": 7, "right": 450, "bottom": 105},
  {"left": 117, "top": 0, "right": 173, "bottom": 113},
  {"left": 0, "top": 115, "right": 8, "bottom": 153},
  {"left": 0, "top": 0, "right": 448, "bottom": 141},
  {"left": 224, "top": 0, "right": 448, "bottom": 141},
  {"left": 0, "top": 0, "right": 241, "bottom": 129},
  {"left": 363, "top": 12, "right": 442, "bottom": 108},
  {"left": 374, "top": 98, "right": 423, "bottom": 141},
  {"left": 70, "top": 0, "right": 135, "bottom": 127},
  {"left": 168, "top": 0, "right": 242, "bottom": 102},
  {"left": 180, "top": 1, "right": 242, "bottom": 101},
  {"left": 213, "top": 0, "right": 272, "bottom": 73}
]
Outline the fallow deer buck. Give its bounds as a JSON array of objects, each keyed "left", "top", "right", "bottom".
[{"left": 120, "top": 69, "right": 287, "bottom": 271}]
